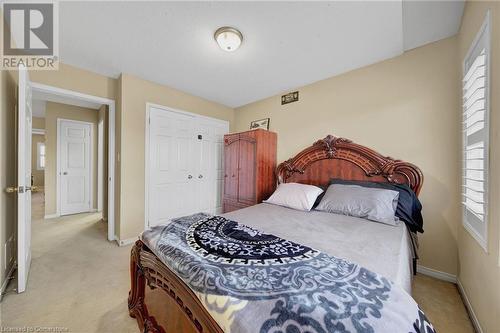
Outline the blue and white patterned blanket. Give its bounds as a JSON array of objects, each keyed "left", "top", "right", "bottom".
[{"left": 141, "top": 213, "right": 436, "bottom": 333}]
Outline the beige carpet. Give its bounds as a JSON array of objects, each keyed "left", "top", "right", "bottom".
[
  {"left": 0, "top": 192, "right": 137, "bottom": 332},
  {"left": 0, "top": 192, "right": 474, "bottom": 332},
  {"left": 412, "top": 274, "right": 475, "bottom": 333}
]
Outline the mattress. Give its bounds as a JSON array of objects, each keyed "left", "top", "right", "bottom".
[
  {"left": 222, "top": 203, "right": 414, "bottom": 294},
  {"left": 138, "top": 207, "right": 431, "bottom": 332}
]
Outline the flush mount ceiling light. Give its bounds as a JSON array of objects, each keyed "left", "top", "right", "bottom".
[{"left": 214, "top": 27, "right": 243, "bottom": 52}]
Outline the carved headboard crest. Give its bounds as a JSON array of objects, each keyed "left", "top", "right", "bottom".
[{"left": 276, "top": 135, "right": 423, "bottom": 195}]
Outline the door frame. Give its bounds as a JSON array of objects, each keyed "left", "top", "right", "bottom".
[
  {"left": 97, "top": 115, "right": 104, "bottom": 212},
  {"left": 144, "top": 102, "right": 229, "bottom": 229},
  {"left": 31, "top": 82, "right": 116, "bottom": 242},
  {"left": 56, "top": 118, "right": 93, "bottom": 216}
]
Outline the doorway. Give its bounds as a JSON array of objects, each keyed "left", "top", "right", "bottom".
[
  {"left": 13, "top": 68, "right": 117, "bottom": 295},
  {"left": 30, "top": 82, "right": 116, "bottom": 241}
]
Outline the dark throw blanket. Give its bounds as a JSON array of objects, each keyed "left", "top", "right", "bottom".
[{"left": 141, "top": 213, "right": 435, "bottom": 333}]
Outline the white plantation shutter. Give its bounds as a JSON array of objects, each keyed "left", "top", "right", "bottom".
[{"left": 462, "top": 12, "right": 490, "bottom": 250}]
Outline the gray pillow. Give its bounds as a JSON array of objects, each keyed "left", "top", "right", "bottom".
[{"left": 315, "top": 184, "right": 400, "bottom": 226}]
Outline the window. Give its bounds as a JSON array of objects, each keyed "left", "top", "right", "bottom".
[
  {"left": 37, "top": 142, "right": 46, "bottom": 171},
  {"left": 462, "top": 11, "right": 490, "bottom": 250}
]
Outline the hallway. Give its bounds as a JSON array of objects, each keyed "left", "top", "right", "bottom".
[{"left": 0, "top": 192, "right": 137, "bottom": 332}]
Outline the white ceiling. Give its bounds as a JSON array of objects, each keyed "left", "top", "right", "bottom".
[
  {"left": 403, "top": 0, "right": 464, "bottom": 50},
  {"left": 59, "top": 1, "right": 464, "bottom": 108}
]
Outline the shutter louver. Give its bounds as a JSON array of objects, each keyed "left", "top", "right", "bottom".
[
  {"left": 463, "top": 49, "right": 487, "bottom": 222},
  {"left": 462, "top": 12, "right": 490, "bottom": 251}
]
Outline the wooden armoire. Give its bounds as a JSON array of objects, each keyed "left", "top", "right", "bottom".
[{"left": 223, "top": 129, "right": 277, "bottom": 213}]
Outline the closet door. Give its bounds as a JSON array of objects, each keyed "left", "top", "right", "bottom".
[
  {"left": 148, "top": 106, "right": 229, "bottom": 226},
  {"left": 195, "top": 120, "right": 211, "bottom": 213},
  {"left": 148, "top": 108, "right": 197, "bottom": 226},
  {"left": 195, "top": 119, "right": 227, "bottom": 214},
  {"left": 237, "top": 135, "right": 256, "bottom": 204},
  {"left": 223, "top": 135, "right": 239, "bottom": 202}
]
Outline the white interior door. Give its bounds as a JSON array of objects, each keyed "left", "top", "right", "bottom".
[
  {"left": 148, "top": 107, "right": 197, "bottom": 226},
  {"left": 195, "top": 119, "right": 228, "bottom": 214},
  {"left": 147, "top": 106, "right": 228, "bottom": 227},
  {"left": 17, "top": 65, "right": 33, "bottom": 293},
  {"left": 59, "top": 120, "right": 92, "bottom": 216}
]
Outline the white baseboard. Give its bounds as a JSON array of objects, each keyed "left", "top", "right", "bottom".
[
  {"left": 417, "top": 265, "right": 457, "bottom": 283},
  {"left": 115, "top": 237, "right": 137, "bottom": 247},
  {"left": 457, "top": 279, "right": 483, "bottom": 333},
  {"left": 45, "top": 210, "right": 99, "bottom": 219},
  {"left": 0, "top": 263, "right": 16, "bottom": 301}
]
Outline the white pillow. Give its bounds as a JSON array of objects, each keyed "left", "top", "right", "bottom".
[
  {"left": 315, "top": 184, "right": 400, "bottom": 226},
  {"left": 264, "top": 183, "right": 323, "bottom": 211}
]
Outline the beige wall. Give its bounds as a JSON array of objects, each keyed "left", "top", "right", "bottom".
[
  {"left": 32, "top": 117, "right": 45, "bottom": 130},
  {"left": 457, "top": 2, "right": 500, "bottom": 332},
  {"left": 30, "top": 63, "right": 117, "bottom": 101},
  {"left": 0, "top": 68, "right": 17, "bottom": 291},
  {"left": 44, "top": 102, "right": 99, "bottom": 215},
  {"left": 118, "top": 74, "right": 235, "bottom": 240},
  {"left": 235, "top": 37, "right": 461, "bottom": 276}
]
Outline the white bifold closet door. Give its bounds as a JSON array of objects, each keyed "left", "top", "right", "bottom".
[{"left": 148, "top": 106, "right": 228, "bottom": 227}]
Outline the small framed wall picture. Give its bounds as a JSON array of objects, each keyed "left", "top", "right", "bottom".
[{"left": 250, "top": 118, "right": 270, "bottom": 130}]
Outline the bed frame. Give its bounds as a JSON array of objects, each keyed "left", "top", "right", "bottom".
[
  {"left": 276, "top": 135, "right": 423, "bottom": 194},
  {"left": 129, "top": 134, "right": 423, "bottom": 333}
]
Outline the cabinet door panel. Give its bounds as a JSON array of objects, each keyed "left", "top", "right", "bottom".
[
  {"left": 223, "top": 200, "right": 248, "bottom": 213},
  {"left": 238, "top": 136, "right": 256, "bottom": 204},
  {"left": 223, "top": 137, "right": 239, "bottom": 200}
]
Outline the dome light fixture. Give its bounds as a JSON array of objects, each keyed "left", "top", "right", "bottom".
[{"left": 214, "top": 27, "right": 243, "bottom": 52}]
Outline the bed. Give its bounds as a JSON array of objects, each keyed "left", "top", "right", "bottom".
[
  {"left": 222, "top": 203, "right": 414, "bottom": 294},
  {"left": 129, "top": 135, "right": 430, "bottom": 333}
]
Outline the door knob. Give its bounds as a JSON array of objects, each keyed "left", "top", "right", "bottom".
[
  {"left": 188, "top": 175, "right": 193, "bottom": 179},
  {"left": 30, "top": 186, "right": 41, "bottom": 193},
  {"left": 5, "top": 186, "right": 17, "bottom": 193},
  {"left": 63, "top": 172, "right": 68, "bottom": 175},
  {"left": 198, "top": 175, "right": 203, "bottom": 179}
]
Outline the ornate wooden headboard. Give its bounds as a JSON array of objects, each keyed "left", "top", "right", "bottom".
[{"left": 276, "top": 135, "right": 423, "bottom": 196}]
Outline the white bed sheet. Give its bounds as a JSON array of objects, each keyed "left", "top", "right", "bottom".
[{"left": 222, "top": 203, "right": 413, "bottom": 294}]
